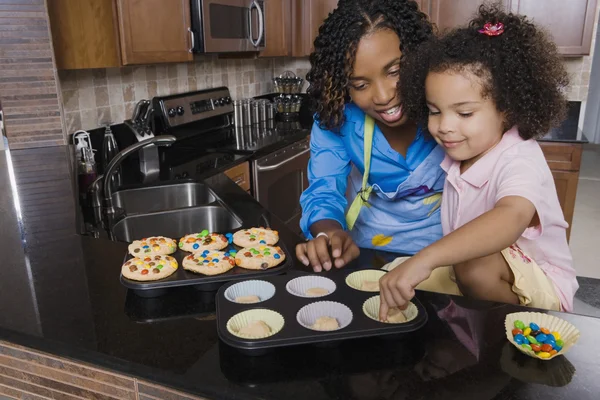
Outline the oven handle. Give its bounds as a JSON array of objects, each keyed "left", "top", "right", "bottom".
[
  {"left": 248, "top": 0, "right": 264, "bottom": 47},
  {"left": 255, "top": 147, "right": 310, "bottom": 172}
]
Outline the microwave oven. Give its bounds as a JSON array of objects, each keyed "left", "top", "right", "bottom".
[{"left": 190, "top": 0, "right": 266, "bottom": 53}]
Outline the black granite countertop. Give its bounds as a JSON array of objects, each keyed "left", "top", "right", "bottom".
[
  {"left": 538, "top": 101, "right": 589, "bottom": 143},
  {"left": 1, "top": 145, "right": 600, "bottom": 400}
]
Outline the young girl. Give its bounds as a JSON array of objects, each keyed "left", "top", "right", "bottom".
[
  {"left": 379, "top": 5, "right": 579, "bottom": 317},
  {"left": 296, "top": 0, "right": 446, "bottom": 272}
]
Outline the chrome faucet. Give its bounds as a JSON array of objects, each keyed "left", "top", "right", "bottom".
[{"left": 102, "top": 135, "right": 177, "bottom": 214}]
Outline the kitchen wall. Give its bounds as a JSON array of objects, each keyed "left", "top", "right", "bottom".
[
  {"left": 59, "top": 57, "right": 312, "bottom": 135},
  {"left": 0, "top": 0, "right": 64, "bottom": 149}
]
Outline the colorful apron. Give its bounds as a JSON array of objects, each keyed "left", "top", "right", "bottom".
[{"left": 345, "top": 115, "right": 445, "bottom": 254}]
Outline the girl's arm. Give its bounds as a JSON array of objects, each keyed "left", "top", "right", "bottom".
[
  {"left": 417, "top": 195, "right": 535, "bottom": 269},
  {"left": 379, "top": 195, "right": 536, "bottom": 317}
]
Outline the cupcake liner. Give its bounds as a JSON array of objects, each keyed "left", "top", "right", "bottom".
[
  {"left": 345, "top": 270, "right": 386, "bottom": 292},
  {"left": 362, "top": 295, "right": 418, "bottom": 324},
  {"left": 227, "top": 309, "right": 285, "bottom": 339},
  {"left": 286, "top": 276, "right": 336, "bottom": 298},
  {"left": 381, "top": 256, "right": 411, "bottom": 272},
  {"left": 505, "top": 311, "right": 580, "bottom": 361},
  {"left": 296, "top": 301, "right": 353, "bottom": 332},
  {"left": 224, "top": 280, "right": 276, "bottom": 304}
]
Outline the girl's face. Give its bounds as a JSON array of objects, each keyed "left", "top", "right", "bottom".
[
  {"left": 348, "top": 29, "right": 408, "bottom": 128},
  {"left": 425, "top": 70, "right": 505, "bottom": 172}
]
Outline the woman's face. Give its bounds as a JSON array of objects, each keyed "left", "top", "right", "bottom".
[{"left": 348, "top": 28, "right": 408, "bottom": 128}]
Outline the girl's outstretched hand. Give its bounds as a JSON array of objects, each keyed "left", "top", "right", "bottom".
[
  {"left": 379, "top": 256, "right": 433, "bottom": 320},
  {"left": 295, "top": 229, "right": 360, "bottom": 272}
]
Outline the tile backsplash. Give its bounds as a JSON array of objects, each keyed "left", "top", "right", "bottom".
[
  {"left": 59, "top": 48, "right": 594, "bottom": 135},
  {"left": 59, "top": 57, "right": 311, "bottom": 134}
]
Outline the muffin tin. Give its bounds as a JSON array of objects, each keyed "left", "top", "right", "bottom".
[
  {"left": 216, "top": 270, "right": 428, "bottom": 353},
  {"left": 120, "top": 230, "right": 293, "bottom": 297}
]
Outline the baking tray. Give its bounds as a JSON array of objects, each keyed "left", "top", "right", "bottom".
[
  {"left": 120, "top": 232, "right": 293, "bottom": 297},
  {"left": 216, "top": 270, "right": 428, "bottom": 354}
]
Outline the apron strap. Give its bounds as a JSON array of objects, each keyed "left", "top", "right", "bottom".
[{"left": 345, "top": 115, "right": 375, "bottom": 230}]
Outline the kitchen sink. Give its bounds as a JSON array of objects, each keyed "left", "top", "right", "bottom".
[
  {"left": 111, "top": 206, "right": 242, "bottom": 242},
  {"left": 112, "top": 182, "right": 217, "bottom": 215}
]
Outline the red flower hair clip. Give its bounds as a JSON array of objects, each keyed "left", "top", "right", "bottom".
[{"left": 479, "top": 22, "right": 504, "bottom": 36}]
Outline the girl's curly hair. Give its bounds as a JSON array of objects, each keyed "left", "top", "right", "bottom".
[
  {"left": 307, "top": 0, "right": 432, "bottom": 133},
  {"left": 400, "top": 4, "right": 569, "bottom": 140}
]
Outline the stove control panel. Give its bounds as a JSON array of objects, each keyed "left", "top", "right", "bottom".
[{"left": 155, "top": 87, "right": 233, "bottom": 128}]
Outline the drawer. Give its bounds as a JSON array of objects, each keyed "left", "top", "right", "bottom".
[
  {"left": 224, "top": 162, "right": 251, "bottom": 192},
  {"left": 539, "top": 142, "right": 583, "bottom": 171}
]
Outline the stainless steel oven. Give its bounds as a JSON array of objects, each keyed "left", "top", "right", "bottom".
[
  {"left": 191, "top": 0, "right": 265, "bottom": 53},
  {"left": 252, "top": 138, "right": 310, "bottom": 235}
]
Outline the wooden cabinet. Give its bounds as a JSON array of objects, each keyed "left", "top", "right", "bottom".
[
  {"left": 423, "top": 0, "right": 510, "bottom": 33},
  {"left": 48, "top": 0, "right": 193, "bottom": 68},
  {"left": 47, "top": 0, "right": 121, "bottom": 69},
  {"left": 539, "top": 142, "right": 583, "bottom": 241},
  {"left": 260, "top": 0, "right": 293, "bottom": 57},
  {"left": 420, "top": 0, "right": 597, "bottom": 55},
  {"left": 507, "top": 0, "right": 598, "bottom": 56},
  {"left": 224, "top": 162, "right": 252, "bottom": 193},
  {"left": 291, "top": 0, "right": 338, "bottom": 57},
  {"left": 115, "top": 0, "right": 193, "bottom": 65}
]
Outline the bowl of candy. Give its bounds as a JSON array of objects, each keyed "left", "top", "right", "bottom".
[{"left": 505, "top": 312, "right": 580, "bottom": 360}]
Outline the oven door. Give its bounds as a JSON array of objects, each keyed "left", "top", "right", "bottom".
[
  {"left": 199, "top": 0, "right": 265, "bottom": 52},
  {"left": 253, "top": 138, "right": 310, "bottom": 234}
]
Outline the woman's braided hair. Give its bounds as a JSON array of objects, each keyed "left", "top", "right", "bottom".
[{"left": 307, "top": 0, "right": 432, "bottom": 133}]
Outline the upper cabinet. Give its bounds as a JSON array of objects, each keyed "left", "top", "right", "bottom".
[
  {"left": 422, "top": 0, "right": 510, "bottom": 33},
  {"left": 291, "top": 0, "right": 339, "bottom": 57},
  {"left": 115, "top": 0, "right": 193, "bottom": 65},
  {"left": 260, "top": 0, "right": 293, "bottom": 57},
  {"left": 420, "top": 0, "right": 598, "bottom": 55},
  {"left": 47, "top": 0, "right": 121, "bottom": 69},
  {"left": 507, "top": 0, "right": 598, "bottom": 56},
  {"left": 48, "top": 0, "right": 192, "bottom": 69}
]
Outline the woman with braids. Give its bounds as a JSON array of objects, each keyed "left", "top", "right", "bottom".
[
  {"left": 296, "top": 0, "right": 446, "bottom": 272},
  {"left": 379, "top": 5, "right": 578, "bottom": 319}
]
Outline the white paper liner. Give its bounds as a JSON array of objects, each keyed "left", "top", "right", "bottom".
[
  {"left": 345, "top": 270, "right": 386, "bottom": 292},
  {"left": 286, "top": 276, "right": 337, "bottom": 298},
  {"left": 224, "top": 280, "right": 276, "bottom": 303},
  {"left": 504, "top": 311, "right": 580, "bottom": 361},
  {"left": 226, "top": 309, "right": 284, "bottom": 339},
  {"left": 381, "top": 256, "right": 411, "bottom": 272},
  {"left": 362, "top": 295, "right": 418, "bottom": 324},
  {"left": 296, "top": 301, "right": 353, "bottom": 332}
]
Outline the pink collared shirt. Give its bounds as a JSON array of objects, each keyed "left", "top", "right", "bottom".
[{"left": 440, "top": 127, "right": 578, "bottom": 311}]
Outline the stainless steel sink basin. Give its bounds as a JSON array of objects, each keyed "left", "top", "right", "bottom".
[
  {"left": 112, "top": 182, "right": 217, "bottom": 215},
  {"left": 111, "top": 206, "right": 242, "bottom": 242}
]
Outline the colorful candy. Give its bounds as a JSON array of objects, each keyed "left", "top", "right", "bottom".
[
  {"left": 511, "top": 321, "right": 564, "bottom": 359},
  {"left": 514, "top": 320, "right": 526, "bottom": 330}
]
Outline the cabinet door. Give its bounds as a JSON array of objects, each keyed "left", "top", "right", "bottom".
[
  {"left": 508, "top": 0, "right": 598, "bottom": 55},
  {"left": 550, "top": 170, "right": 579, "bottom": 241},
  {"left": 426, "top": 0, "right": 510, "bottom": 32},
  {"left": 260, "top": 0, "right": 292, "bottom": 57},
  {"left": 115, "top": 0, "right": 193, "bottom": 65},
  {"left": 291, "top": 0, "right": 338, "bottom": 57},
  {"left": 224, "top": 162, "right": 251, "bottom": 193},
  {"left": 47, "top": 0, "right": 121, "bottom": 69}
]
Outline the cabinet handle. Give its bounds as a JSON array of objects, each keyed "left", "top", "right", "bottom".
[
  {"left": 188, "top": 27, "right": 195, "bottom": 53},
  {"left": 235, "top": 176, "right": 244, "bottom": 185}
]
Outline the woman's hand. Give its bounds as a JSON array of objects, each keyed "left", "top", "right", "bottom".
[
  {"left": 379, "top": 255, "right": 434, "bottom": 320},
  {"left": 296, "top": 229, "right": 360, "bottom": 272}
]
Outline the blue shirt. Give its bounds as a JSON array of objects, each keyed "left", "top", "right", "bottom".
[{"left": 299, "top": 103, "right": 446, "bottom": 254}]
